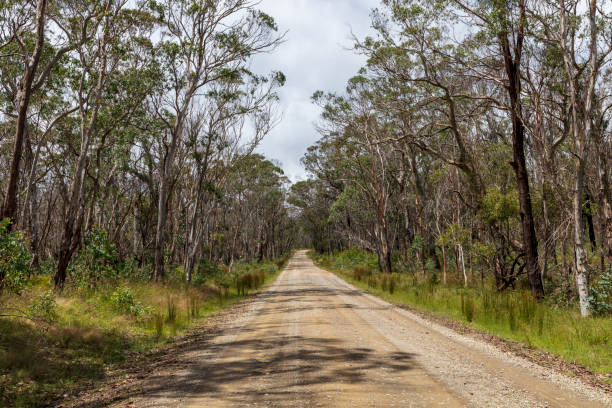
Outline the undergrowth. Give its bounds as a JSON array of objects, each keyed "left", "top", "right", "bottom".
[
  {"left": 312, "top": 249, "right": 612, "bottom": 376},
  {"left": 0, "top": 255, "right": 289, "bottom": 407}
]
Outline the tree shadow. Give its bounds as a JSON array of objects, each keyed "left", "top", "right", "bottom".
[{"left": 71, "top": 333, "right": 417, "bottom": 407}]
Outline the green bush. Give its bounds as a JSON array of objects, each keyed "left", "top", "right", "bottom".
[
  {"left": 70, "top": 229, "right": 119, "bottom": 288},
  {"left": 27, "top": 291, "right": 58, "bottom": 322},
  {"left": 110, "top": 287, "right": 149, "bottom": 317},
  {"left": 194, "top": 258, "right": 219, "bottom": 284},
  {"left": 0, "top": 218, "right": 32, "bottom": 294},
  {"left": 589, "top": 267, "right": 612, "bottom": 316}
]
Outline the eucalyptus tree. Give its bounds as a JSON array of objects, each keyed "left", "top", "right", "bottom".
[
  {"left": 459, "top": 0, "right": 545, "bottom": 299},
  {"left": 553, "top": 0, "right": 612, "bottom": 316},
  {"left": 312, "top": 75, "right": 400, "bottom": 273},
  {"left": 0, "top": 0, "right": 107, "bottom": 227},
  {"left": 182, "top": 70, "right": 284, "bottom": 282},
  {"left": 358, "top": 0, "right": 550, "bottom": 297},
  {"left": 54, "top": 0, "right": 160, "bottom": 288},
  {"left": 148, "top": 0, "right": 284, "bottom": 281}
]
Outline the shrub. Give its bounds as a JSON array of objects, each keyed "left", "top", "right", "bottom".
[
  {"left": 110, "top": 287, "right": 149, "bottom": 317},
  {"left": 27, "top": 291, "right": 58, "bottom": 322},
  {"left": 194, "top": 258, "right": 219, "bottom": 284},
  {"left": 588, "top": 266, "right": 612, "bottom": 316},
  {"left": 254, "top": 269, "right": 265, "bottom": 288},
  {"left": 70, "top": 229, "right": 119, "bottom": 288},
  {"left": 0, "top": 218, "right": 32, "bottom": 294},
  {"left": 236, "top": 273, "right": 253, "bottom": 295}
]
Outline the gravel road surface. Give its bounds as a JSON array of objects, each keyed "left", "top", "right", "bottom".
[{"left": 103, "top": 251, "right": 611, "bottom": 408}]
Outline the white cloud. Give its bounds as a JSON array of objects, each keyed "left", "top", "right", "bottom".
[{"left": 251, "top": 0, "right": 379, "bottom": 182}]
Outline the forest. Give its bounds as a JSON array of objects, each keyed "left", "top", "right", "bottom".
[
  {"left": 0, "top": 0, "right": 611, "bottom": 406},
  {"left": 0, "top": 0, "right": 297, "bottom": 405},
  {"left": 292, "top": 0, "right": 612, "bottom": 318},
  {"left": 0, "top": 0, "right": 295, "bottom": 288}
]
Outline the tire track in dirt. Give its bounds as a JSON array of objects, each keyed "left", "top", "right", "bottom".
[{"left": 78, "top": 251, "right": 609, "bottom": 408}]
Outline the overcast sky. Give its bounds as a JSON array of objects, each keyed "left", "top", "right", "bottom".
[{"left": 251, "top": 0, "right": 380, "bottom": 182}]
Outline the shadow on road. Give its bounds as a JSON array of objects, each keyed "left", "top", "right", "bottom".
[
  {"left": 71, "top": 333, "right": 416, "bottom": 407},
  {"left": 68, "top": 257, "right": 416, "bottom": 407}
]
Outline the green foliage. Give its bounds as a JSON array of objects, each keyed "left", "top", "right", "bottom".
[
  {"left": 0, "top": 218, "right": 32, "bottom": 294},
  {"left": 436, "top": 223, "right": 469, "bottom": 247},
  {"left": 479, "top": 187, "right": 520, "bottom": 223},
  {"left": 323, "top": 247, "right": 378, "bottom": 271},
  {"left": 70, "top": 229, "right": 120, "bottom": 288},
  {"left": 588, "top": 267, "right": 612, "bottom": 316},
  {"left": 193, "top": 258, "right": 220, "bottom": 284},
  {"left": 109, "top": 287, "right": 150, "bottom": 318},
  {"left": 27, "top": 291, "right": 58, "bottom": 322},
  {"left": 411, "top": 234, "right": 425, "bottom": 251}
]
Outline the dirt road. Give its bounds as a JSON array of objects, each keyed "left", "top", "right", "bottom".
[{"left": 99, "top": 251, "right": 610, "bottom": 407}]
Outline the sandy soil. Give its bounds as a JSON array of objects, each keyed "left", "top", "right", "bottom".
[{"left": 62, "top": 251, "right": 611, "bottom": 407}]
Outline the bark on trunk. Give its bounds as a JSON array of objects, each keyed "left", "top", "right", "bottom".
[
  {"left": 597, "top": 130, "right": 612, "bottom": 264},
  {"left": 499, "top": 1, "right": 544, "bottom": 299},
  {"left": 153, "top": 175, "right": 169, "bottom": 281},
  {"left": 573, "top": 161, "right": 591, "bottom": 316},
  {"left": 2, "top": 0, "right": 47, "bottom": 226}
]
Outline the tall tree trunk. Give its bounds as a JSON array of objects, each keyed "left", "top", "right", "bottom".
[
  {"left": 499, "top": 1, "right": 544, "bottom": 299},
  {"left": 458, "top": 243, "right": 467, "bottom": 287},
  {"left": 2, "top": 0, "right": 47, "bottom": 226},
  {"left": 153, "top": 175, "right": 169, "bottom": 281},
  {"left": 185, "top": 188, "right": 204, "bottom": 283},
  {"left": 54, "top": 154, "right": 89, "bottom": 288},
  {"left": 573, "top": 161, "right": 591, "bottom": 316},
  {"left": 559, "top": 0, "right": 598, "bottom": 316},
  {"left": 441, "top": 245, "right": 447, "bottom": 285},
  {"left": 596, "top": 124, "right": 612, "bottom": 265},
  {"left": 53, "top": 15, "right": 109, "bottom": 289}
]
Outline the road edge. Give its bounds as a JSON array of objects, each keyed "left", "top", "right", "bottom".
[{"left": 310, "top": 253, "right": 612, "bottom": 398}]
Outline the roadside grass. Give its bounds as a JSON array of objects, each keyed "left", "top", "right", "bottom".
[
  {"left": 311, "top": 250, "right": 612, "bottom": 378},
  {"left": 0, "top": 257, "right": 288, "bottom": 407}
]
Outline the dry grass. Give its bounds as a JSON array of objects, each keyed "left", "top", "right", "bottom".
[{"left": 0, "top": 258, "right": 286, "bottom": 407}]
